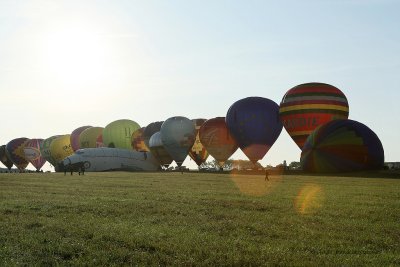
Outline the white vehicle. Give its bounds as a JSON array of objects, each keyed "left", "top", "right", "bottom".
[{"left": 62, "top": 147, "right": 159, "bottom": 172}]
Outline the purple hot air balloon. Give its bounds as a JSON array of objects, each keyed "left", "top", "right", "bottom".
[
  {"left": 70, "top": 126, "right": 92, "bottom": 151},
  {"left": 23, "top": 139, "right": 46, "bottom": 171},
  {"left": 6, "top": 138, "right": 30, "bottom": 171},
  {"left": 226, "top": 97, "right": 283, "bottom": 164}
]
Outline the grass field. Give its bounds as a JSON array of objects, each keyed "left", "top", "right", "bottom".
[{"left": 0, "top": 171, "right": 399, "bottom": 266}]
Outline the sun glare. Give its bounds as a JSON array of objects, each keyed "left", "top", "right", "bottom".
[{"left": 42, "top": 21, "right": 110, "bottom": 87}]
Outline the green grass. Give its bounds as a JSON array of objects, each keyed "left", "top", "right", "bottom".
[{"left": 0, "top": 171, "right": 399, "bottom": 266}]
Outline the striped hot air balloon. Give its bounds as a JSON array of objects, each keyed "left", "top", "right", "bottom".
[
  {"left": 279, "top": 82, "right": 349, "bottom": 150},
  {"left": 300, "top": 119, "right": 384, "bottom": 173}
]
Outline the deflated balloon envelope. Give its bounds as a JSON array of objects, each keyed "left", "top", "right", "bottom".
[
  {"left": 301, "top": 119, "right": 384, "bottom": 173},
  {"left": 279, "top": 82, "right": 349, "bottom": 150},
  {"left": 70, "top": 126, "right": 92, "bottom": 151},
  {"left": 6, "top": 138, "right": 30, "bottom": 170},
  {"left": 199, "top": 117, "right": 238, "bottom": 167},
  {"left": 188, "top": 119, "right": 209, "bottom": 166},
  {"left": 226, "top": 97, "right": 283, "bottom": 164},
  {"left": 0, "top": 145, "right": 14, "bottom": 170},
  {"left": 161, "top": 116, "right": 196, "bottom": 167},
  {"left": 23, "top": 138, "right": 46, "bottom": 171},
  {"left": 149, "top": 131, "right": 173, "bottom": 168},
  {"left": 103, "top": 119, "right": 141, "bottom": 149}
]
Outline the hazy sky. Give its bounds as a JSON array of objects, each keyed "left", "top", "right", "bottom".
[{"left": 1, "top": 0, "right": 399, "bottom": 170}]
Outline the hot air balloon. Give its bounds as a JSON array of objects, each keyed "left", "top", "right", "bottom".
[
  {"left": 41, "top": 135, "right": 61, "bottom": 166},
  {"left": 199, "top": 117, "right": 238, "bottom": 168},
  {"left": 279, "top": 82, "right": 349, "bottom": 149},
  {"left": 79, "top": 127, "right": 104, "bottom": 149},
  {"left": 103, "top": 119, "right": 140, "bottom": 149},
  {"left": 143, "top": 121, "right": 163, "bottom": 148},
  {"left": 6, "top": 138, "right": 30, "bottom": 171},
  {"left": 226, "top": 97, "right": 283, "bottom": 164},
  {"left": 49, "top": 135, "right": 74, "bottom": 163},
  {"left": 131, "top": 127, "right": 149, "bottom": 152},
  {"left": 70, "top": 126, "right": 92, "bottom": 151},
  {"left": 149, "top": 131, "right": 173, "bottom": 168},
  {"left": 301, "top": 119, "right": 384, "bottom": 173},
  {"left": 188, "top": 119, "right": 209, "bottom": 166},
  {"left": 23, "top": 139, "right": 46, "bottom": 171},
  {"left": 0, "top": 145, "right": 14, "bottom": 170},
  {"left": 161, "top": 116, "right": 196, "bottom": 167}
]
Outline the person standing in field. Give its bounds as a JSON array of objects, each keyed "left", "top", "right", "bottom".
[{"left": 265, "top": 169, "right": 269, "bottom": 181}]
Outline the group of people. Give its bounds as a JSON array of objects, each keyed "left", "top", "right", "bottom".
[{"left": 62, "top": 162, "right": 85, "bottom": 176}]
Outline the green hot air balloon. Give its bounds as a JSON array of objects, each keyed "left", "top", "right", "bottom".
[
  {"left": 161, "top": 116, "right": 196, "bottom": 167},
  {"left": 0, "top": 145, "right": 14, "bottom": 170},
  {"left": 80, "top": 127, "right": 104, "bottom": 149},
  {"left": 40, "top": 135, "right": 61, "bottom": 166},
  {"left": 103, "top": 119, "right": 140, "bottom": 149}
]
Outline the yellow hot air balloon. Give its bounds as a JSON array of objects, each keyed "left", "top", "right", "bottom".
[
  {"left": 79, "top": 127, "right": 104, "bottom": 148},
  {"left": 49, "top": 134, "right": 74, "bottom": 163},
  {"left": 103, "top": 119, "right": 140, "bottom": 149}
]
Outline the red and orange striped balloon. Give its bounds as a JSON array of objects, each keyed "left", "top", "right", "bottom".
[{"left": 279, "top": 83, "right": 349, "bottom": 149}]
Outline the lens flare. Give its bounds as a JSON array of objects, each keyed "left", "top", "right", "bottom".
[{"left": 295, "top": 184, "right": 324, "bottom": 215}]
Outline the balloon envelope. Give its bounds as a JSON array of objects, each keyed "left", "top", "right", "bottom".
[
  {"left": 23, "top": 138, "right": 46, "bottom": 171},
  {"left": 0, "top": 145, "right": 14, "bottom": 170},
  {"left": 161, "top": 116, "right": 196, "bottom": 166},
  {"left": 188, "top": 119, "right": 209, "bottom": 166},
  {"left": 6, "top": 138, "right": 30, "bottom": 170},
  {"left": 279, "top": 82, "right": 349, "bottom": 149},
  {"left": 301, "top": 119, "right": 384, "bottom": 173},
  {"left": 49, "top": 135, "right": 74, "bottom": 163},
  {"left": 199, "top": 117, "right": 238, "bottom": 167},
  {"left": 131, "top": 127, "right": 149, "bottom": 152},
  {"left": 226, "top": 97, "right": 283, "bottom": 163},
  {"left": 143, "top": 121, "right": 163, "bottom": 148},
  {"left": 41, "top": 135, "right": 61, "bottom": 166},
  {"left": 103, "top": 119, "right": 140, "bottom": 149},
  {"left": 79, "top": 127, "right": 104, "bottom": 148},
  {"left": 70, "top": 126, "right": 92, "bottom": 151},
  {"left": 149, "top": 131, "right": 173, "bottom": 168}
]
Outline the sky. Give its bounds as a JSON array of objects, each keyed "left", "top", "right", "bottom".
[{"left": 0, "top": 0, "right": 399, "bottom": 171}]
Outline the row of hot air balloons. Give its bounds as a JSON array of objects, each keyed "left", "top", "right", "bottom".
[{"left": 0, "top": 82, "right": 384, "bottom": 173}]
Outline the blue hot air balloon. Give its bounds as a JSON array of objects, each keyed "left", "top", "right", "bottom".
[{"left": 226, "top": 97, "right": 283, "bottom": 164}]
